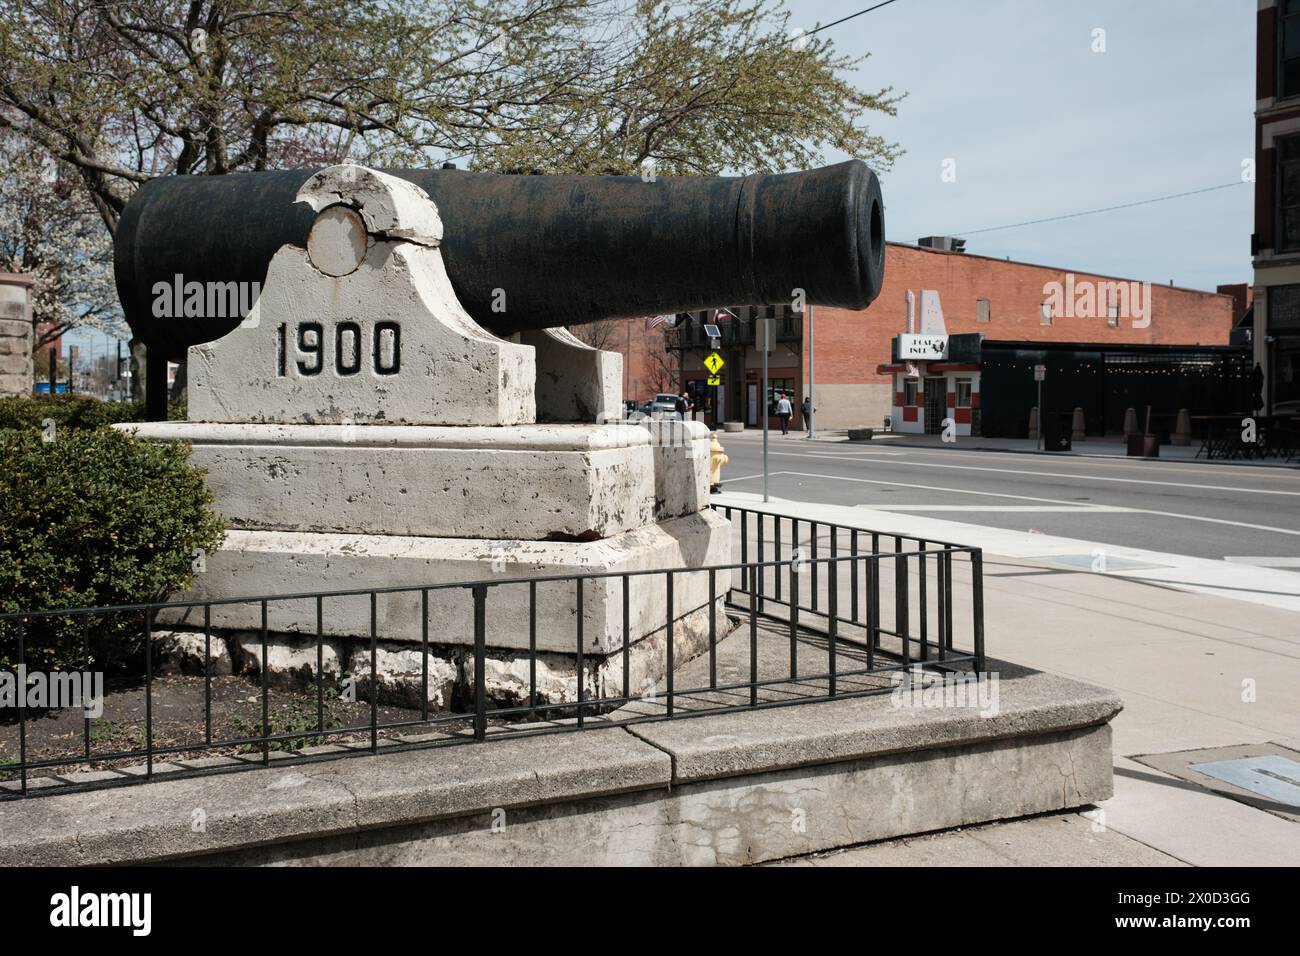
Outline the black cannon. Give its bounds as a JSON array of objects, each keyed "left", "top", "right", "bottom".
[{"left": 115, "top": 160, "right": 885, "bottom": 414}]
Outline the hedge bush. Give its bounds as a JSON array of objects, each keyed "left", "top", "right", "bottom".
[
  {"left": 0, "top": 427, "right": 225, "bottom": 670},
  {"left": 0, "top": 394, "right": 185, "bottom": 432}
]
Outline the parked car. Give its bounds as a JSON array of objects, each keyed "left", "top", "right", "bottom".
[{"left": 651, "top": 393, "right": 680, "bottom": 415}]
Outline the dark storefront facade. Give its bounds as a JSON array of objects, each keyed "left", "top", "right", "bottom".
[{"left": 978, "top": 341, "right": 1251, "bottom": 439}]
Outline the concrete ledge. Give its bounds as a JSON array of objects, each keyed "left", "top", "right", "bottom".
[
  {"left": 0, "top": 663, "right": 1119, "bottom": 866},
  {"left": 0, "top": 729, "right": 671, "bottom": 866},
  {"left": 624, "top": 662, "right": 1121, "bottom": 784}
]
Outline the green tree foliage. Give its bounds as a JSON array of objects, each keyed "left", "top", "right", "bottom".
[
  {"left": 0, "top": 0, "right": 900, "bottom": 236},
  {"left": 0, "top": 427, "right": 225, "bottom": 669}
]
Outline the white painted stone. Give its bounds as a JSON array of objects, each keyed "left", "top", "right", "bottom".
[
  {"left": 639, "top": 419, "right": 712, "bottom": 519},
  {"left": 348, "top": 645, "right": 459, "bottom": 710},
  {"left": 519, "top": 326, "right": 621, "bottom": 423},
  {"left": 307, "top": 205, "right": 368, "bottom": 277},
  {"left": 234, "top": 632, "right": 346, "bottom": 682},
  {"left": 156, "top": 629, "right": 231, "bottom": 676},
  {"left": 297, "top": 165, "right": 442, "bottom": 246},
  {"left": 119, "top": 421, "right": 657, "bottom": 540},
  {"left": 188, "top": 166, "right": 533, "bottom": 426},
  {"left": 157, "top": 510, "right": 731, "bottom": 655}
]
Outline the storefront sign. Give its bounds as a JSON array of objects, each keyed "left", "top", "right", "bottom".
[{"left": 898, "top": 334, "right": 949, "bottom": 360}]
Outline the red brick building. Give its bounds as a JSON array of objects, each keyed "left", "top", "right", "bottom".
[{"left": 606, "top": 242, "right": 1234, "bottom": 432}]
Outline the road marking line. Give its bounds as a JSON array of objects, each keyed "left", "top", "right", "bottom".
[
  {"left": 777, "top": 470, "right": 1300, "bottom": 539},
  {"left": 865, "top": 505, "right": 1130, "bottom": 513},
  {"left": 761, "top": 450, "right": 1300, "bottom": 497},
  {"left": 1223, "top": 557, "right": 1300, "bottom": 567}
]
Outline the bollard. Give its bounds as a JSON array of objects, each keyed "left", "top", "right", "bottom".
[
  {"left": 1122, "top": 407, "right": 1138, "bottom": 441},
  {"left": 1072, "top": 407, "right": 1087, "bottom": 442},
  {"left": 1173, "top": 408, "right": 1191, "bottom": 446}
]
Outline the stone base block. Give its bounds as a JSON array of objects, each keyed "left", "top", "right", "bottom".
[
  {"left": 121, "top": 421, "right": 671, "bottom": 540},
  {"left": 158, "top": 510, "right": 731, "bottom": 656}
]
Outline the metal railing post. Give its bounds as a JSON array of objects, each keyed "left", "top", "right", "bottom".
[
  {"left": 972, "top": 550, "right": 986, "bottom": 672},
  {"left": 665, "top": 572, "right": 674, "bottom": 717},
  {"left": 789, "top": 554, "right": 799, "bottom": 679},
  {"left": 473, "top": 585, "right": 488, "bottom": 740}
]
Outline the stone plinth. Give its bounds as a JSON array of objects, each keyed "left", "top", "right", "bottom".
[{"left": 122, "top": 421, "right": 668, "bottom": 540}]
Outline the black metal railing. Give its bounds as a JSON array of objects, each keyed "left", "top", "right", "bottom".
[{"left": 0, "top": 507, "right": 985, "bottom": 799}]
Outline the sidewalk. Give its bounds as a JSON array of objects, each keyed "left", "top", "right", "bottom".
[{"left": 716, "top": 492, "right": 1300, "bottom": 866}]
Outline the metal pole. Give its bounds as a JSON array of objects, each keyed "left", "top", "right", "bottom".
[
  {"left": 808, "top": 304, "right": 815, "bottom": 439},
  {"left": 762, "top": 319, "right": 770, "bottom": 503}
]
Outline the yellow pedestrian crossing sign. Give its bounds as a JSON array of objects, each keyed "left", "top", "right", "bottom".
[
  {"left": 704, "top": 352, "right": 724, "bottom": 375},
  {"left": 707, "top": 375, "right": 721, "bottom": 386}
]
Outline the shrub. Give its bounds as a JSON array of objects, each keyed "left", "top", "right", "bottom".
[
  {"left": 0, "top": 394, "right": 186, "bottom": 433},
  {"left": 0, "top": 428, "right": 225, "bottom": 670}
]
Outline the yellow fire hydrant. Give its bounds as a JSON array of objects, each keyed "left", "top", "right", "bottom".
[{"left": 709, "top": 432, "right": 728, "bottom": 493}]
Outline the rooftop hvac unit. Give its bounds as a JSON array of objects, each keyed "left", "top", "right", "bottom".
[{"left": 918, "top": 236, "right": 967, "bottom": 253}]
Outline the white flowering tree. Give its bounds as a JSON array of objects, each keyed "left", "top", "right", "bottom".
[{"left": 0, "top": 133, "right": 126, "bottom": 355}]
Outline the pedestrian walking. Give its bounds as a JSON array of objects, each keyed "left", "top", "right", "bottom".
[
  {"left": 776, "top": 392, "right": 792, "bottom": 435},
  {"left": 802, "top": 396, "right": 814, "bottom": 437}
]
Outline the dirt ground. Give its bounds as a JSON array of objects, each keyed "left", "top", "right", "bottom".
[{"left": 0, "top": 672, "right": 435, "bottom": 781}]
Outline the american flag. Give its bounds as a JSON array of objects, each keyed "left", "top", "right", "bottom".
[
  {"left": 644, "top": 314, "right": 673, "bottom": 331},
  {"left": 713, "top": 307, "right": 738, "bottom": 321}
]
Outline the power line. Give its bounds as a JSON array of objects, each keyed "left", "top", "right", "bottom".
[
  {"left": 806, "top": 0, "right": 904, "bottom": 36},
  {"left": 946, "top": 180, "right": 1248, "bottom": 238}
]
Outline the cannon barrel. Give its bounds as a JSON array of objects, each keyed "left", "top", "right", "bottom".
[{"left": 114, "top": 160, "right": 885, "bottom": 357}]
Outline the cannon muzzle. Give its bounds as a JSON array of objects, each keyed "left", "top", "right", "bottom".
[{"left": 114, "top": 161, "right": 885, "bottom": 356}]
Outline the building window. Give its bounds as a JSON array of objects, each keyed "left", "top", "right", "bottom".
[
  {"left": 1269, "top": 284, "right": 1300, "bottom": 332},
  {"left": 1040, "top": 301, "right": 1053, "bottom": 325},
  {"left": 1107, "top": 296, "right": 1120, "bottom": 327},
  {"left": 955, "top": 378, "right": 973, "bottom": 407},
  {"left": 976, "top": 299, "right": 990, "bottom": 323},
  {"left": 1283, "top": 0, "right": 1300, "bottom": 99},
  {"left": 903, "top": 379, "right": 918, "bottom": 406},
  {"left": 1279, "top": 136, "right": 1300, "bottom": 252}
]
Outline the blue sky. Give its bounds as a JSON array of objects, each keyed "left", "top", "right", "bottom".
[{"left": 792, "top": 0, "right": 1254, "bottom": 291}]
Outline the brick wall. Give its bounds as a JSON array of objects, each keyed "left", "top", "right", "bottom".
[{"left": 803, "top": 243, "right": 1234, "bottom": 428}]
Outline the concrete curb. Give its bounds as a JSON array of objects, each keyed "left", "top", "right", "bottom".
[{"left": 0, "top": 663, "right": 1119, "bottom": 866}]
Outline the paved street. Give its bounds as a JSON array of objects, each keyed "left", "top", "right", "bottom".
[
  {"left": 711, "top": 484, "right": 1300, "bottom": 867},
  {"left": 719, "top": 430, "right": 1300, "bottom": 565}
]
